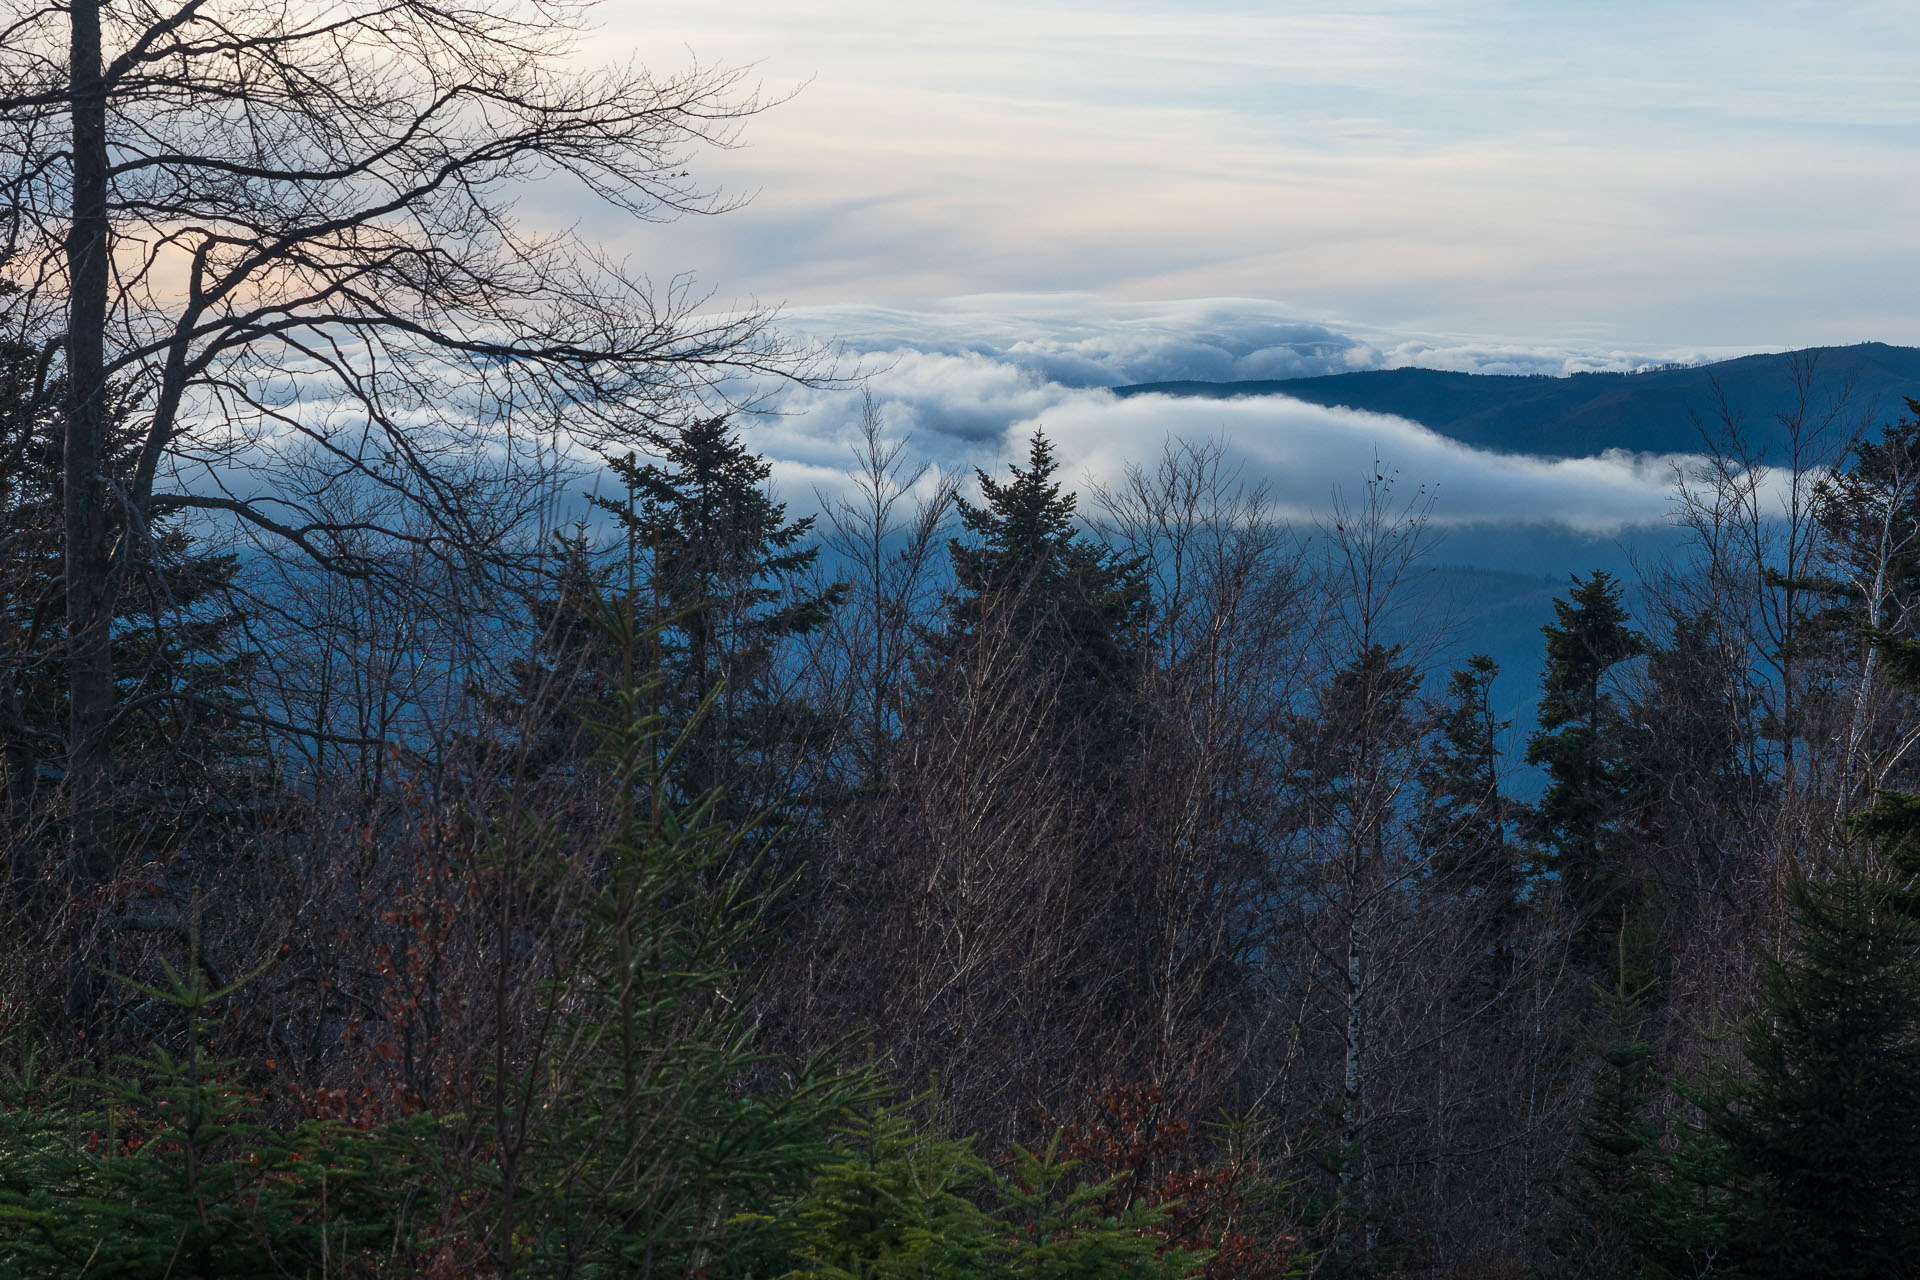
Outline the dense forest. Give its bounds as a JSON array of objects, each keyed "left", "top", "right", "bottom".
[{"left": 6, "top": 1, "right": 1920, "bottom": 1277}]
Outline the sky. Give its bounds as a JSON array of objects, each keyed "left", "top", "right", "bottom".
[{"left": 564, "top": 1, "right": 1920, "bottom": 530}]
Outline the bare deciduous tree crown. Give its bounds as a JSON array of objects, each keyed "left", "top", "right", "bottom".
[{"left": 1, "top": 0, "right": 829, "bottom": 873}]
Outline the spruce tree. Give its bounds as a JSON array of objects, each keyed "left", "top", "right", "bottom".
[
  {"left": 598, "top": 415, "right": 844, "bottom": 814},
  {"left": 1636, "top": 612, "right": 1753, "bottom": 809},
  {"left": 1420, "top": 654, "right": 1519, "bottom": 948},
  {"left": 1525, "top": 572, "right": 1646, "bottom": 952},
  {"left": 1705, "top": 871, "right": 1920, "bottom": 1278},
  {"left": 1642, "top": 621, "right": 1920, "bottom": 1278},
  {"left": 940, "top": 428, "right": 1150, "bottom": 763},
  {"left": 0, "top": 321, "right": 260, "bottom": 876},
  {"left": 492, "top": 665, "right": 868, "bottom": 1278},
  {"left": 928, "top": 428, "right": 1154, "bottom": 1031},
  {"left": 506, "top": 415, "right": 842, "bottom": 835},
  {"left": 1625, "top": 610, "right": 1763, "bottom": 925},
  {"left": 1567, "top": 953, "right": 1663, "bottom": 1278}
]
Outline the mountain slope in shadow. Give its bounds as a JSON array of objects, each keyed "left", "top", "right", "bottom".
[{"left": 1115, "top": 342, "right": 1920, "bottom": 458}]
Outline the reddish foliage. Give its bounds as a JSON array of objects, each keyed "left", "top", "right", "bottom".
[
  {"left": 289, "top": 1080, "right": 418, "bottom": 1129},
  {"left": 1056, "top": 1081, "right": 1299, "bottom": 1280}
]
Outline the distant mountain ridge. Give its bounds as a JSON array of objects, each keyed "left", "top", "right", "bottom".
[{"left": 1113, "top": 342, "right": 1920, "bottom": 458}]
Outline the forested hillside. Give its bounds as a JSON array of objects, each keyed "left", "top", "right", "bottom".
[
  {"left": 7, "top": 2, "right": 1920, "bottom": 1278},
  {"left": 1118, "top": 342, "right": 1920, "bottom": 458}
]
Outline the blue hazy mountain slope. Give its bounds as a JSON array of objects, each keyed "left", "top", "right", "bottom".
[
  {"left": 1115, "top": 342, "right": 1920, "bottom": 457},
  {"left": 1400, "top": 563, "right": 1588, "bottom": 791}
]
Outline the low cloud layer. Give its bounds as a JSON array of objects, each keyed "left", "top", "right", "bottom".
[
  {"left": 739, "top": 297, "right": 1732, "bottom": 534},
  {"left": 780, "top": 295, "right": 1744, "bottom": 387}
]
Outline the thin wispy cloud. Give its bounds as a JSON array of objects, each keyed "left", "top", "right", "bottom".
[{"left": 581, "top": 2, "right": 1920, "bottom": 348}]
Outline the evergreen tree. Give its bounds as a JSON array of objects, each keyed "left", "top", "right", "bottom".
[
  {"left": 1636, "top": 612, "right": 1754, "bottom": 808},
  {"left": 0, "top": 318, "right": 260, "bottom": 876},
  {"left": 1566, "top": 956, "right": 1663, "bottom": 1278},
  {"left": 1294, "top": 642, "right": 1425, "bottom": 807},
  {"left": 1627, "top": 617, "right": 1920, "bottom": 1277},
  {"left": 1625, "top": 610, "right": 1764, "bottom": 925},
  {"left": 940, "top": 428, "right": 1150, "bottom": 761},
  {"left": 1589, "top": 873, "right": 1920, "bottom": 1279},
  {"left": 505, "top": 415, "right": 842, "bottom": 835},
  {"left": 491, "top": 667, "right": 869, "bottom": 1278},
  {"left": 1420, "top": 654, "right": 1518, "bottom": 945},
  {"left": 780, "top": 1103, "right": 996, "bottom": 1279},
  {"left": 0, "top": 959, "right": 436, "bottom": 1277},
  {"left": 1525, "top": 572, "right": 1646, "bottom": 951},
  {"left": 597, "top": 416, "right": 844, "bottom": 814},
  {"left": 926, "top": 428, "right": 1154, "bottom": 1036},
  {"left": 1704, "top": 871, "right": 1920, "bottom": 1278}
]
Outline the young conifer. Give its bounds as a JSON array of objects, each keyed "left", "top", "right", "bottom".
[
  {"left": 1706, "top": 871, "right": 1920, "bottom": 1277},
  {"left": 1420, "top": 654, "right": 1518, "bottom": 952}
]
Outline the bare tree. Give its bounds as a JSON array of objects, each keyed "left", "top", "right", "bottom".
[
  {"left": 814, "top": 392, "right": 957, "bottom": 785},
  {"left": 1669, "top": 359, "right": 1858, "bottom": 831},
  {"left": 0, "top": 0, "right": 824, "bottom": 885},
  {"left": 1091, "top": 436, "right": 1309, "bottom": 1071},
  {"left": 1305, "top": 519, "right": 1431, "bottom": 1255}
]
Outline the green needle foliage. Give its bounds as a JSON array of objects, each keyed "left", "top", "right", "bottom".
[
  {"left": 778, "top": 1102, "right": 995, "bottom": 1279},
  {"left": 1563, "top": 933, "right": 1717, "bottom": 1280},
  {"left": 1590, "top": 872, "right": 1920, "bottom": 1280},
  {"left": 777, "top": 1103, "right": 1222, "bottom": 1280},
  {"left": 939, "top": 428, "right": 1151, "bottom": 765},
  {"left": 992, "top": 1133, "right": 1198, "bottom": 1280},
  {"left": 592, "top": 416, "right": 846, "bottom": 827},
  {"left": 1420, "top": 654, "right": 1519, "bottom": 949},
  {"left": 1525, "top": 572, "right": 1646, "bottom": 957},
  {"left": 1571, "top": 963, "right": 1660, "bottom": 1259},
  {"left": 485, "top": 608, "right": 871, "bottom": 1278},
  {"left": 1706, "top": 871, "right": 1920, "bottom": 1278},
  {"left": 0, "top": 959, "right": 435, "bottom": 1277}
]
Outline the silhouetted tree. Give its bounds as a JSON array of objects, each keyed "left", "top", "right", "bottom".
[
  {"left": 596, "top": 417, "right": 844, "bottom": 817},
  {"left": 940, "top": 429, "right": 1150, "bottom": 767},
  {"left": 1566, "top": 955, "right": 1664, "bottom": 1279},
  {"left": 0, "top": 318, "right": 260, "bottom": 886},
  {"left": 2, "top": 0, "right": 816, "bottom": 888},
  {"left": 1526, "top": 572, "right": 1646, "bottom": 953},
  {"left": 1704, "top": 871, "right": 1920, "bottom": 1278},
  {"left": 1421, "top": 654, "right": 1519, "bottom": 953},
  {"left": 501, "top": 416, "right": 842, "bottom": 841}
]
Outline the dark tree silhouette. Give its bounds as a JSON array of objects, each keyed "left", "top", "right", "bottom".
[
  {"left": 591, "top": 415, "right": 844, "bottom": 822},
  {"left": 1526, "top": 571, "right": 1646, "bottom": 950},
  {"left": 940, "top": 428, "right": 1150, "bottom": 764},
  {"left": 1420, "top": 654, "right": 1519, "bottom": 959},
  {"left": 0, "top": 0, "right": 821, "bottom": 886},
  {"left": 0, "top": 310, "right": 259, "bottom": 885}
]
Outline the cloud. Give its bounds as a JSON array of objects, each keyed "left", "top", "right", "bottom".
[
  {"left": 165, "top": 295, "right": 1723, "bottom": 540},
  {"left": 586, "top": 2, "right": 1920, "bottom": 349},
  {"left": 778, "top": 295, "right": 1746, "bottom": 385},
  {"left": 730, "top": 297, "right": 1716, "bottom": 533},
  {"left": 1034, "top": 390, "right": 1682, "bottom": 533}
]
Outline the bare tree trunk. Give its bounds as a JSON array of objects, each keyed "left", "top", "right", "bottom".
[
  {"left": 1341, "top": 910, "right": 1364, "bottom": 1216},
  {"left": 63, "top": 0, "right": 112, "bottom": 886}
]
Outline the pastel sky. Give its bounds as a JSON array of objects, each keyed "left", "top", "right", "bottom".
[
  {"left": 554, "top": 2, "right": 1920, "bottom": 532},
  {"left": 602, "top": 0, "right": 1920, "bottom": 348}
]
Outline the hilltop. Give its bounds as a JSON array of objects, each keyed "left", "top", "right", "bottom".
[{"left": 1115, "top": 341, "right": 1920, "bottom": 457}]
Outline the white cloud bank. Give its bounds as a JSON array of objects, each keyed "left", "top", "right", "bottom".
[{"left": 733, "top": 297, "right": 1727, "bottom": 533}]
